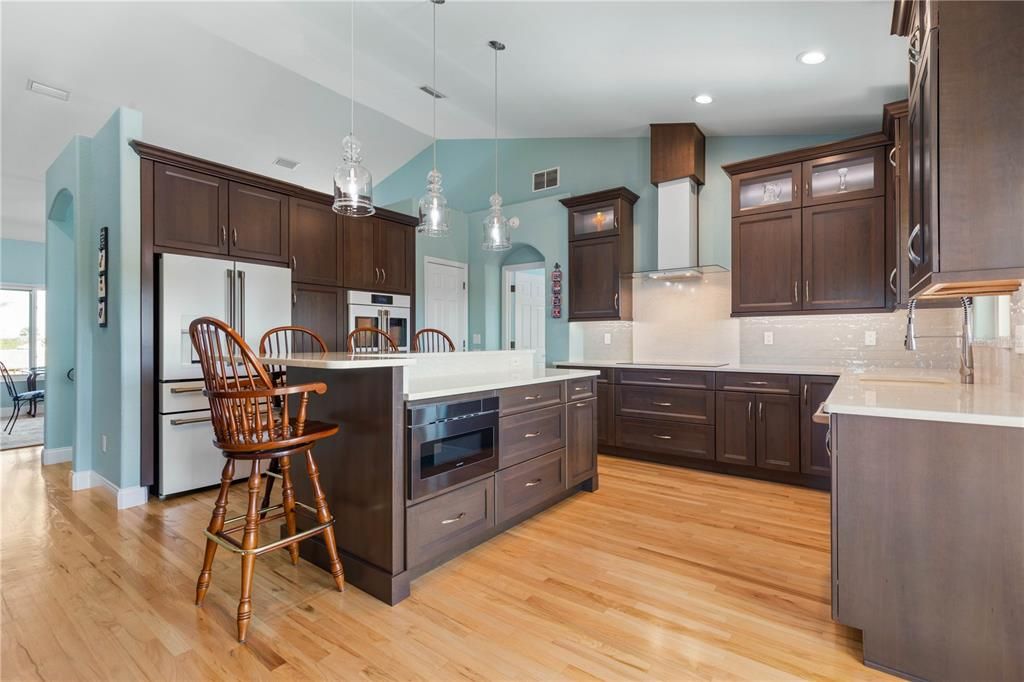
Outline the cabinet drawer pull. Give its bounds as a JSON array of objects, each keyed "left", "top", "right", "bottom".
[
  {"left": 655, "top": 377, "right": 673, "bottom": 382},
  {"left": 573, "top": 386, "right": 586, "bottom": 391},
  {"left": 523, "top": 431, "right": 542, "bottom": 438},
  {"left": 522, "top": 394, "right": 543, "bottom": 401},
  {"left": 170, "top": 386, "right": 204, "bottom": 394},
  {"left": 746, "top": 381, "right": 769, "bottom": 386},
  {"left": 574, "top": 401, "right": 589, "bottom": 408},
  {"left": 441, "top": 512, "right": 466, "bottom": 525},
  {"left": 652, "top": 434, "right": 673, "bottom": 440},
  {"left": 524, "top": 478, "right": 543, "bottom": 487},
  {"left": 170, "top": 415, "right": 212, "bottom": 426},
  {"left": 652, "top": 401, "right": 673, "bottom": 407}
]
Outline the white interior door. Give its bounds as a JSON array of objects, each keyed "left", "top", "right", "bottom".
[
  {"left": 511, "top": 269, "right": 546, "bottom": 367},
  {"left": 423, "top": 258, "right": 468, "bottom": 351}
]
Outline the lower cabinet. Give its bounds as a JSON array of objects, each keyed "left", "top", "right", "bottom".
[
  {"left": 715, "top": 391, "right": 756, "bottom": 466},
  {"left": 292, "top": 283, "right": 346, "bottom": 351},
  {"left": 801, "top": 375, "right": 838, "bottom": 476},
  {"left": 616, "top": 417, "right": 715, "bottom": 461},
  {"left": 499, "top": 404, "right": 566, "bottom": 469},
  {"left": 495, "top": 449, "right": 566, "bottom": 524},
  {"left": 566, "top": 398, "right": 597, "bottom": 486},
  {"left": 716, "top": 391, "right": 800, "bottom": 472},
  {"left": 406, "top": 477, "right": 495, "bottom": 568},
  {"left": 596, "top": 383, "right": 613, "bottom": 448}
]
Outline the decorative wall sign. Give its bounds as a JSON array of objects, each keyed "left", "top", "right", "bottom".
[
  {"left": 97, "top": 226, "right": 109, "bottom": 327},
  {"left": 551, "top": 262, "right": 562, "bottom": 319}
]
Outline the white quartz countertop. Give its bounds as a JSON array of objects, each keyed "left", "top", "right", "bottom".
[
  {"left": 261, "top": 352, "right": 416, "bottom": 369},
  {"left": 405, "top": 368, "right": 600, "bottom": 402},
  {"left": 823, "top": 369, "right": 1024, "bottom": 429},
  {"left": 555, "top": 361, "right": 843, "bottom": 376}
]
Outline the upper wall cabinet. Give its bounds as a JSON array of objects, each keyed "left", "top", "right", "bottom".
[
  {"left": 802, "top": 148, "right": 885, "bottom": 207},
  {"left": 290, "top": 198, "right": 343, "bottom": 286},
  {"left": 228, "top": 182, "right": 289, "bottom": 264},
  {"left": 342, "top": 216, "right": 414, "bottom": 295},
  {"left": 153, "top": 163, "right": 229, "bottom": 256},
  {"left": 731, "top": 164, "right": 802, "bottom": 217}
]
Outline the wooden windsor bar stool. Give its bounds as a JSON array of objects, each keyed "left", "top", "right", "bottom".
[
  {"left": 189, "top": 317, "right": 345, "bottom": 643},
  {"left": 258, "top": 325, "right": 328, "bottom": 517},
  {"left": 412, "top": 328, "right": 456, "bottom": 352},
  {"left": 346, "top": 326, "right": 399, "bottom": 353}
]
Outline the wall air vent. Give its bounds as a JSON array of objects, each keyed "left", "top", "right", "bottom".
[
  {"left": 272, "top": 157, "right": 300, "bottom": 170},
  {"left": 532, "top": 167, "right": 559, "bottom": 192},
  {"left": 419, "top": 85, "right": 447, "bottom": 99}
]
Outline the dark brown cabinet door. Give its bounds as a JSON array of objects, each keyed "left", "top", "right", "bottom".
[
  {"left": 342, "top": 217, "right": 378, "bottom": 290},
  {"left": 800, "top": 376, "right": 837, "bottom": 476},
  {"left": 802, "top": 197, "right": 886, "bottom": 310},
  {"left": 376, "top": 219, "right": 412, "bottom": 294},
  {"left": 801, "top": 148, "right": 885, "bottom": 207},
  {"left": 153, "top": 162, "right": 228, "bottom": 255},
  {"left": 291, "top": 283, "right": 345, "bottom": 351},
  {"left": 756, "top": 394, "right": 800, "bottom": 472},
  {"left": 732, "top": 209, "right": 802, "bottom": 314},
  {"left": 907, "top": 35, "right": 938, "bottom": 295},
  {"left": 569, "top": 237, "right": 622, "bottom": 320},
  {"left": 715, "top": 391, "right": 756, "bottom": 467},
  {"left": 730, "top": 163, "right": 802, "bottom": 217},
  {"left": 566, "top": 398, "right": 597, "bottom": 487},
  {"left": 596, "top": 383, "right": 613, "bottom": 448},
  {"left": 289, "top": 199, "right": 342, "bottom": 286},
  {"left": 227, "top": 182, "right": 289, "bottom": 263}
]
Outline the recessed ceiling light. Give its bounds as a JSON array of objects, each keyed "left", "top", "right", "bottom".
[
  {"left": 27, "top": 79, "right": 70, "bottom": 101},
  {"left": 693, "top": 94, "right": 713, "bottom": 104},
  {"left": 797, "top": 50, "right": 827, "bottom": 65},
  {"left": 273, "top": 157, "right": 300, "bottom": 170}
]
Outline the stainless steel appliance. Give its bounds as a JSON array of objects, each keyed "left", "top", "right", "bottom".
[
  {"left": 347, "top": 290, "right": 411, "bottom": 352},
  {"left": 407, "top": 396, "right": 499, "bottom": 501},
  {"left": 157, "top": 253, "right": 291, "bottom": 496}
]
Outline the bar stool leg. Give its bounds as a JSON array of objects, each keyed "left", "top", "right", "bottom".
[
  {"left": 279, "top": 455, "right": 300, "bottom": 565},
  {"left": 196, "top": 458, "right": 235, "bottom": 606},
  {"left": 236, "top": 460, "right": 262, "bottom": 643},
  {"left": 304, "top": 448, "right": 345, "bottom": 591},
  {"left": 259, "top": 459, "right": 280, "bottom": 519}
]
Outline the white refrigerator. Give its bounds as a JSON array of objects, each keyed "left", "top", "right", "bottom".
[{"left": 157, "top": 253, "right": 291, "bottom": 496}]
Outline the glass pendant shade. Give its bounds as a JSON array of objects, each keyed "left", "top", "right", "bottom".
[
  {"left": 481, "top": 192, "right": 511, "bottom": 251},
  {"left": 333, "top": 135, "right": 375, "bottom": 216},
  {"left": 417, "top": 169, "right": 449, "bottom": 236}
]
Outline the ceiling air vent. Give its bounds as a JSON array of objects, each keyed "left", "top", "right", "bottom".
[
  {"left": 532, "top": 167, "right": 559, "bottom": 192},
  {"left": 419, "top": 85, "right": 446, "bottom": 99},
  {"left": 272, "top": 157, "right": 300, "bottom": 170}
]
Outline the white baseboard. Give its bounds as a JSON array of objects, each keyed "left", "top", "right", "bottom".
[
  {"left": 68, "top": 469, "right": 149, "bottom": 509},
  {"left": 42, "top": 446, "right": 72, "bottom": 465}
]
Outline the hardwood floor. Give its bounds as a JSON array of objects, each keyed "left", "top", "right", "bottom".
[{"left": 1, "top": 447, "right": 884, "bottom": 680}]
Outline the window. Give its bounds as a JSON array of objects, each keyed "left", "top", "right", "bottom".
[{"left": 0, "top": 287, "right": 45, "bottom": 371}]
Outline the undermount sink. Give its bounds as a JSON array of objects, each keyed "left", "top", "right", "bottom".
[{"left": 858, "top": 374, "right": 954, "bottom": 386}]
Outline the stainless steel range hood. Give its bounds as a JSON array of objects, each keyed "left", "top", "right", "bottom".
[{"left": 633, "top": 123, "right": 727, "bottom": 281}]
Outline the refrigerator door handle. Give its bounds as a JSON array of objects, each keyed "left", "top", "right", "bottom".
[
  {"left": 238, "top": 269, "right": 246, "bottom": 339},
  {"left": 226, "top": 269, "right": 235, "bottom": 327}
]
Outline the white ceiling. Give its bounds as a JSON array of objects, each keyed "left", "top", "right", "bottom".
[{"left": 1, "top": 1, "right": 906, "bottom": 243}]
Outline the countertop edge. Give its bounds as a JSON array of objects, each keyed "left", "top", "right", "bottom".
[
  {"left": 404, "top": 369, "right": 600, "bottom": 402},
  {"left": 554, "top": 361, "right": 843, "bottom": 376},
  {"left": 822, "top": 402, "right": 1024, "bottom": 429}
]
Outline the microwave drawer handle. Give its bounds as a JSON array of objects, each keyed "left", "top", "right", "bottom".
[
  {"left": 523, "top": 431, "right": 542, "bottom": 438},
  {"left": 441, "top": 512, "right": 466, "bottom": 525},
  {"left": 170, "top": 415, "right": 212, "bottom": 426},
  {"left": 170, "top": 386, "right": 204, "bottom": 394},
  {"left": 524, "top": 478, "right": 543, "bottom": 487}
]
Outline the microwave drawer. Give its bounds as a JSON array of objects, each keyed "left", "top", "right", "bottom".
[
  {"left": 499, "top": 381, "right": 564, "bottom": 417},
  {"left": 715, "top": 372, "right": 799, "bottom": 395},
  {"left": 617, "top": 368, "right": 714, "bottom": 390},
  {"left": 159, "top": 380, "right": 208, "bottom": 413},
  {"left": 406, "top": 477, "right": 495, "bottom": 568},
  {"left": 496, "top": 448, "right": 566, "bottom": 525},
  {"left": 615, "top": 417, "right": 715, "bottom": 461},
  {"left": 566, "top": 376, "right": 597, "bottom": 401},
  {"left": 615, "top": 385, "right": 715, "bottom": 425},
  {"left": 499, "top": 404, "right": 566, "bottom": 469}
]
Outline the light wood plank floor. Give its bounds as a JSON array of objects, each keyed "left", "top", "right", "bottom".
[{"left": 1, "top": 447, "right": 886, "bottom": 680}]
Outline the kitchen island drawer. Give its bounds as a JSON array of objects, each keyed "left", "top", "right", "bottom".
[
  {"left": 617, "top": 368, "right": 714, "bottom": 390},
  {"left": 496, "top": 449, "right": 566, "bottom": 524},
  {"left": 615, "top": 385, "right": 715, "bottom": 425},
  {"left": 715, "top": 372, "right": 799, "bottom": 395},
  {"left": 499, "top": 381, "right": 564, "bottom": 416},
  {"left": 616, "top": 417, "right": 715, "bottom": 461},
  {"left": 499, "top": 405, "right": 565, "bottom": 469},
  {"left": 406, "top": 477, "right": 495, "bottom": 568},
  {"left": 567, "top": 376, "right": 597, "bottom": 401}
]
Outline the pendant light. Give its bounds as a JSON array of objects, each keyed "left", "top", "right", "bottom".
[
  {"left": 333, "top": 0, "right": 375, "bottom": 217},
  {"left": 481, "top": 40, "right": 519, "bottom": 251},
  {"left": 417, "top": 0, "right": 449, "bottom": 237}
]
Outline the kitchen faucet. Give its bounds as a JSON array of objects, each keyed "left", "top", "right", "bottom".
[{"left": 904, "top": 297, "right": 975, "bottom": 384}]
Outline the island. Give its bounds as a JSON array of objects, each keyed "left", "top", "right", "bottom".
[{"left": 262, "top": 350, "right": 600, "bottom": 605}]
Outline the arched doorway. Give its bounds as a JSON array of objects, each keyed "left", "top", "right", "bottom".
[
  {"left": 500, "top": 244, "right": 546, "bottom": 367},
  {"left": 44, "top": 189, "right": 76, "bottom": 464}
]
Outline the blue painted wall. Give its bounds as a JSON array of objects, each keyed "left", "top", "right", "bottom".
[{"left": 1, "top": 240, "right": 46, "bottom": 286}]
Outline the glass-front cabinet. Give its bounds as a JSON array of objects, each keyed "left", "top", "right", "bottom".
[
  {"left": 802, "top": 148, "right": 885, "bottom": 206},
  {"left": 569, "top": 201, "right": 620, "bottom": 240},
  {"left": 730, "top": 163, "right": 802, "bottom": 217}
]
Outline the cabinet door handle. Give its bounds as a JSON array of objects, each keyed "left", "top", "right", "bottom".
[
  {"left": 381, "top": 268, "right": 387, "bottom": 284},
  {"left": 803, "top": 383, "right": 809, "bottom": 404},
  {"left": 804, "top": 181, "right": 810, "bottom": 197},
  {"left": 825, "top": 427, "right": 833, "bottom": 459},
  {"left": 792, "top": 182, "right": 798, "bottom": 197},
  {"left": 441, "top": 512, "right": 466, "bottom": 525},
  {"left": 374, "top": 267, "right": 380, "bottom": 283},
  {"left": 889, "top": 267, "right": 898, "bottom": 294},
  {"left": 908, "top": 32, "right": 921, "bottom": 65},
  {"left": 524, "top": 478, "right": 543, "bottom": 488},
  {"left": 759, "top": 402, "right": 765, "bottom": 422},
  {"left": 523, "top": 431, "right": 542, "bottom": 438},
  {"left": 170, "top": 415, "right": 212, "bottom": 426},
  {"left": 805, "top": 280, "right": 811, "bottom": 302},
  {"left": 888, "top": 147, "right": 897, "bottom": 168},
  {"left": 170, "top": 386, "right": 204, "bottom": 394},
  {"left": 291, "top": 256, "right": 297, "bottom": 269},
  {"left": 232, "top": 227, "right": 238, "bottom": 246},
  {"left": 292, "top": 293, "right": 297, "bottom": 305},
  {"left": 794, "top": 280, "right": 799, "bottom": 303},
  {"left": 614, "top": 292, "right": 619, "bottom": 311},
  {"left": 747, "top": 401, "right": 753, "bottom": 422},
  {"left": 220, "top": 225, "right": 227, "bottom": 245},
  {"left": 652, "top": 401, "right": 672, "bottom": 407},
  {"left": 908, "top": 224, "right": 923, "bottom": 266},
  {"left": 652, "top": 434, "right": 672, "bottom": 440}
]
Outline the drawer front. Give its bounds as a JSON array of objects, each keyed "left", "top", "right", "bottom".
[
  {"left": 617, "top": 368, "right": 714, "bottom": 390},
  {"left": 160, "top": 380, "right": 209, "bottom": 413},
  {"left": 615, "top": 385, "right": 715, "bottom": 425},
  {"left": 499, "top": 404, "right": 566, "bottom": 469},
  {"left": 159, "top": 412, "right": 248, "bottom": 496},
  {"left": 406, "top": 477, "right": 495, "bottom": 568},
  {"left": 496, "top": 449, "right": 566, "bottom": 524},
  {"left": 715, "top": 372, "right": 799, "bottom": 395},
  {"left": 567, "top": 376, "right": 597, "bottom": 401},
  {"left": 499, "top": 381, "right": 564, "bottom": 417},
  {"left": 616, "top": 417, "right": 715, "bottom": 461}
]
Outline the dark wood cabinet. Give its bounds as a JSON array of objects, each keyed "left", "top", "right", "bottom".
[
  {"left": 566, "top": 398, "right": 597, "bottom": 487},
  {"left": 342, "top": 217, "right": 414, "bottom": 294},
  {"left": 715, "top": 391, "right": 756, "bottom": 466},
  {"left": 341, "top": 217, "right": 377, "bottom": 290},
  {"left": 802, "top": 198, "right": 886, "bottom": 310},
  {"left": 801, "top": 148, "right": 885, "bottom": 207},
  {"left": 906, "top": 33, "right": 937, "bottom": 296},
  {"left": 289, "top": 199, "right": 342, "bottom": 286},
  {"left": 596, "top": 382, "right": 613, "bottom": 448},
  {"left": 730, "top": 163, "right": 802, "bottom": 217},
  {"left": 731, "top": 210, "right": 802, "bottom": 314},
  {"left": 562, "top": 188, "right": 638, "bottom": 321},
  {"left": 755, "top": 394, "right": 800, "bottom": 472},
  {"left": 800, "top": 375, "right": 837, "bottom": 476},
  {"left": 153, "top": 162, "right": 228, "bottom": 255},
  {"left": 291, "top": 283, "right": 345, "bottom": 351},
  {"left": 227, "top": 182, "right": 289, "bottom": 264}
]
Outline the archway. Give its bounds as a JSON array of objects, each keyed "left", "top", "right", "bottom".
[
  {"left": 500, "top": 244, "right": 547, "bottom": 366},
  {"left": 44, "top": 189, "right": 76, "bottom": 464}
]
